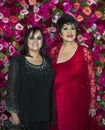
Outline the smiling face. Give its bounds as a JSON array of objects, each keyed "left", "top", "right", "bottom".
[
  {"left": 27, "top": 30, "right": 43, "bottom": 52},
  {"left": 60, "top": 23, "right": 76, "bottom": 43}
]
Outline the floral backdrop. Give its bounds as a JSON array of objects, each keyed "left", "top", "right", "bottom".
[{"left": 0, "top": 0, "right": 105, "bottom": 129}]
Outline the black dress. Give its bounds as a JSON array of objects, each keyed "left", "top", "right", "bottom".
[{"left": 5, "top": 55, "right": 55, "bottom": 128}]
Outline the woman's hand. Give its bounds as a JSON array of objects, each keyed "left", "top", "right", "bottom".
[
  {"left": 89, "top": 109, "right": 96, "bottom": 117},
  {"left": 9, "top": 112, "right": 20, "bottom": 125}
]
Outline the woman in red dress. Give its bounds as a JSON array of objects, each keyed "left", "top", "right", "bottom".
[{"left": 49, "top": 14, "right": 97, "bottom": 130}]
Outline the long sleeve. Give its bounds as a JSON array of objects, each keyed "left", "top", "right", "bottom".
[
  {"left": 83, "top": 47, "right": 97, "bottom": 109},
  {"left": 5, "top": 58, "right": 20, "bottom": 113}
]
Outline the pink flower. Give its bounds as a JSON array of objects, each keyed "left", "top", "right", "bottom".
[
  {"left": 34, "top": 14, "right": 41, "bottom": 22},
  {"left": 77, "top": 35, "right": 83, "bottom": 42},
  {"left": 94, "top": 32, "right": 101, "bottom": 40},
  {"left": 0, "top": 44, "right": 3, "bottom": 50},
  {"left": 0, "top": 107, "right": 3, "bottom": 112},
  {"left": 1, "top": 99, "right": 6, "bottom": 106},
  {"left": 9, "top": 45, "right": 16, "bottom": 55},
  {"left": 102, "top": 118, "right": 105, "bottom": 125},
  {"left": 0, "top": 114, "right": 8, "bottom": 121},
  {"left": 51, "top": 0, "right": 59, "bottom": 4}
]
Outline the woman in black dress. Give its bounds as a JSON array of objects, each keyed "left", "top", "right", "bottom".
[{"left": 5, "top": 27, "right": 55, "bottom": 130}]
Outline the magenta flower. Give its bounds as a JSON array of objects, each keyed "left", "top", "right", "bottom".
[
  {"left": 63, "top": 3, "right": 73, "bottom": 14},
  {"left": 97, "top": 25, "right": 104, "bottom": 34},
  {"left": 27, "top": 13, "right": 34, "bottom": 22},
  {"left": 2, "top": 41, "right": 9, "bottom": 48},
  {"left": 83, "top": 32, "right": 92, "bottom": 39},
  {"left": 85, "top": 19, "right": 93, "bottom": 28},
  {"left": 5, "top": 29, "right": 13, "bottom": 38},
  {"left": 15, "top": 34, "right": 22, "bottom": 42},
  {"left": 99, "top": 75, "right": 105, "bottom": 85}
]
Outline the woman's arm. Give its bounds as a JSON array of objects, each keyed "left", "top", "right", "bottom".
[
  {"left": 5, "top": 58, "right": 20, "bottom": 124},
  {"left": 84, "top": 47, "right": 97, "bottom": 117}
]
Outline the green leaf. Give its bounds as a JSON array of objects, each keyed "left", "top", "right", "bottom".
[
  {"left": 2, "top": 0, "right": 6, "bottom": 3},
  {"left": 98, "top": 91, "right": 105, "bottom": 94},
  {"left": 0, "top": 52, "right": 4, "bottom": 58},
  {"left": 2, "top": 66, "right": 9, "bottom": 74},
  {"left": 99, "top": 101, "right": 105, "bottom": 110}
]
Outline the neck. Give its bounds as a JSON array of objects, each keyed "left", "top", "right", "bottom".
[
  {"left": 63, "top": 41, "right": 76, "bottom": 47},
  {"left": 29, "top": 51, "right": 41, "bottom": 58}
]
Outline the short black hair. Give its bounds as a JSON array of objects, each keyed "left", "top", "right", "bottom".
[
  {"left": 57, "top": 14, "right": 78, "bottom": 33},
  {"left": 23, "top": 26, "right": 46, "bottom": 57}
]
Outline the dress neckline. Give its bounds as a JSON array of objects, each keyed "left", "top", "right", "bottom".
[
  {"left": 24, "top": 56, "right": 44, "bottom": 67},
  {"left": 56, "top": 45, "right": 79, "bottom": 65}
]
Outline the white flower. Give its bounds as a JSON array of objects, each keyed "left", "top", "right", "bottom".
[
  {"left": 15, "top": 23, "right": 24, "bottom": 30},
  {"left": 87, "top": 28, "right": 92, "bottom": 33},
  {"left": 91, "top": 23, "right": 97, "bottom": 30},
  {"left": 33, "top": 5, "right": 39, "bottom": 13},
  {"left": 102, "top": 118, "right": 105, "bottom": 125},
  {"left": 0, "top": 44, "right": 3, "bottom": 50},
  {"left": 20, "top": 9, "right": 29, "bottom": 15},
  {"left": 86, "top": 0, "right": 93, "bottom": 5},
  {"left": 0, "top": 12, "right": 4, "bottom": 19},
  {"left": 52, "top": 12, "right": 60, "bottom": 23},
  {"left": 2, "top": 17, "right": 9, "bottom": 23},
  {"left": 97, "top": 95, "right": 101, "bottom": 101},
  {"left": 86, "top": 0, "right": 97, "bottom": 5}
]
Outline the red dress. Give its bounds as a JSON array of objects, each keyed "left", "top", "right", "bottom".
[{"left": 49, "top": 44, "right": 96, "bottom": 130}]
